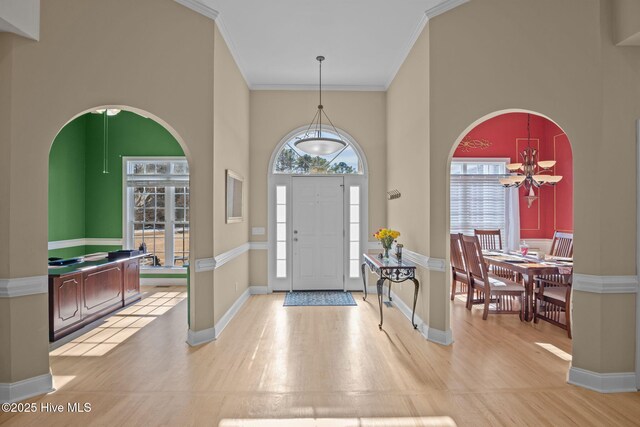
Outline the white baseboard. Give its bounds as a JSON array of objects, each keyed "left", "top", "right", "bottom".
[
  {"left": 140, "top": 277, "right": 187, "bottom": 286},
  {"left": 365, "top": 284, "right": 454, "bottom": 346},
  {"left": 186, "top": 326, "right": 216, "bottom": 346},
  {"left": 213, "top": 288, "right": 251, "bottom": 339},
  {"left": 186, "top": 287, "right": 252, "bottom": 346},
  {"left": 0, "top": 372, "right": 53, "bottom": 403},
  {"left": 425, "top": 326, "right": 454, "bottom": 345},
  {"left": 249, "top": 286, "right": 269, "bottom": 295},
  {"left": 568, "top": 366, "right": 637, "bottom": 393}
]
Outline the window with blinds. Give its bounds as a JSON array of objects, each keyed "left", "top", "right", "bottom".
[{"left": 450, "top": 159, "right": 509, "bottom": 239}]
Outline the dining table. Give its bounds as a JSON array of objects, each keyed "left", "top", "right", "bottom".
[{"left": 482, "top": 251, "right": 573, "bottom": 322}]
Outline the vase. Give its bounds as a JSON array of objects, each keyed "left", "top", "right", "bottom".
[{"left": 383, "top": 247, "right": 390, "bottom": 259}]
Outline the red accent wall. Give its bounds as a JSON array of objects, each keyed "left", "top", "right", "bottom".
[{"left": 453, "top": 113, "right": 573, "bottom": 239}]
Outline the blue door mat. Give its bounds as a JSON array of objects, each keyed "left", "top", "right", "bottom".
[{"left": 283, "top": 291, "right": 357, "bottom": 307}]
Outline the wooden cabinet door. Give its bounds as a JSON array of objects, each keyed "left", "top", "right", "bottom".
[
  {"left": 50, "top": 273, "right": 83, "bottom": 334},
  {"left": 82, "top": 265, "right": 123, "bottom": 318},
  {"left": 123, "top": 259, "right": 140, "bottom": 304}
]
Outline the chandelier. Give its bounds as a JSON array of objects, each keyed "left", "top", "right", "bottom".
[
  {"left": 499, "top": 114, "right": 563, "bottom": 208},
  {"left": 294, "top": 56, "right": 347, "bottom": 156}
]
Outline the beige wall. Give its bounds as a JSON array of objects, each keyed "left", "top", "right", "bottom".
[
  {"left": 0, "top": 35, "right": 11, "bottom": 280},
  {"left": 613, "top": 0, "right": 640, "bottom": 45},
  {"left": 212, "top": 24, "right": 251, "bottom": 322},
  {"left": 248, "top": 90, "right": 387, "bottom": 285},
  {"left": 0, "top": 0, "right": 221, "bottom": 383},
  {"left": 386, "top": 27, "right": 432, "bottom": 325},
  {"left": 386, "top": 0, "right": 638, "bottom": 373}
]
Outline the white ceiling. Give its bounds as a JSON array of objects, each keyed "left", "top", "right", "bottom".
[{"left": 191, "top": 0, "right": 466, "bottom": 90}]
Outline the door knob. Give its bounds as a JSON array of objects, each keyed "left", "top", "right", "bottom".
[
  {"left": 294, "top": 230, "right": 298, "bottom": 234},
  {"left": 293, "top": 238, "right": 298, "bottom": 242}
]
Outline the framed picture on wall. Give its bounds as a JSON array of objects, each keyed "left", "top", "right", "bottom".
[{"left": 226, "top": 169, "right": 244, "bottom": 223}]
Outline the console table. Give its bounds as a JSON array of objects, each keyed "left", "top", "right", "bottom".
[{"left": 361, "top": 253, "right": 419, "bottom": 330}]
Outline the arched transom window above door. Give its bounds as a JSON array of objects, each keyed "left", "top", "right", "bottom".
[{"left": 273, "top": 129, "right": 364, "bottom": 175}]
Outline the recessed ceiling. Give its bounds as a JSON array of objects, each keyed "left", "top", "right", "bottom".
[{"left": 190, "top": 0, "right": 466, "bottom": 90}]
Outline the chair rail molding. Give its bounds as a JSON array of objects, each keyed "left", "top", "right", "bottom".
[
  {"left": 214, "top": 243, "right": 250, "bottom": 270},
  {"left": 194, "top": 257, "right": 216, "bottom": 272},
  {"left": 402, "top": 248, "right": 446, "bottom": 272},
  {"left": 0, "top": 275, "right": 48, "bottom": 298},
  {"left": 249, "top": 241, "right": 268, "bottom": 250},
  {"left": 572, "top": 274, "right": 639, "bottom": 294},
  {"left": 48, "top": 238, "right": 123, "bottom": 250}
]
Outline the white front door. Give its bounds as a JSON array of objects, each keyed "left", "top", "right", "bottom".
[{"left": 292, "top": 176, "right": 344, "bottom": 290}]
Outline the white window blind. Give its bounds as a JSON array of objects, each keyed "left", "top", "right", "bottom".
[{"left": 450, "top": 159, "right": 508, "bottom": 239}]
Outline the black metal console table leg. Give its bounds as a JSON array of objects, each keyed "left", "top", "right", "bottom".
[
  {"left": 361, "top": 263, "right": 368, "bottom": 301},
  {"left": 411, "top": 278, "right": 419, "bottom": 329},
  {"left": 376, "top": 277, "right": 386, "bottom": 329}
]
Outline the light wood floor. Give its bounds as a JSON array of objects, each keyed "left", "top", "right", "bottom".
[{"left": 1, "top": 288, "right": 639, "bottom": 426}]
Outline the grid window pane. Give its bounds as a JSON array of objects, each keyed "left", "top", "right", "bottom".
[
  {"left": 350, "top": 186, "right": 360, "bottom": 202},
  {"left": 277, "top": 223, "right": 286, "bottom": 241},
  {"left": 277, "top": 186, "right": 286, "bottom": 204},
  {"left": 350, "top": 260, "right": 360, "bottom": 278},
  {"left": 350, "top": 223, "right": 359, "bottom": 240},
  {"left": 350, "top": 205, "right": 359, "bottom": 223},
  {"left": 276, "top": 260, "right": 286, "bottom": 278},
  {"left": 350, "top": 242, "right": 359, "bottom": 258},
  {"left": 277, "top": 242, "right": 286, "bottom": 259},
  {"left": 127, "top": 159, "right": 189, "bottom": 268},
  {"left": 277, "top": 205, "right": 286, "bottom": 222}
]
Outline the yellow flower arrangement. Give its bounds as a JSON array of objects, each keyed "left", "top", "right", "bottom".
[{"left": 373, "top": 228, "right": 400, "bottom": 257}]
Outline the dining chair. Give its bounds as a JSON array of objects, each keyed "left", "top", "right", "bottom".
[
  {"left": 474, "top": 229, "right": 518, "bottom": 281},
  {"left": 474, "top": 229, "right": 502, "bottom": 251},
  {"left": 534, "top": 274, "right": 572, "bottom": 338},
  {"left": 461, "top": 235, "right": 524, "bottom": 320},
  {"left": 550, "top": 231, "right": 573, "bottom": 257},
  {"left": 450, "top": 233, "right": 470, "bottom": 301}
]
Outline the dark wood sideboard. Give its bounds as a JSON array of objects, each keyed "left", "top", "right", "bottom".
[{"left": 48, "top": 255, "right": 142, "bottom": 341}]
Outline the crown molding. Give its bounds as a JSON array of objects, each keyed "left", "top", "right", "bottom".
[
  {"left": 214, "top": 14, "right": 251, "bottom": 88},
  {"left": 173, "top": 1, "right": 251, "bottom": 87},
  {"left": 250, "top": 84, "right": 386, "bottom": 92},
  {"left": 384, "top": 11, "right": 428, "bottom": 90},
  {"left": 385, "top": 0, "right": 470, "bottom": 90},
  {"left": 425, "top": 0, "right": 470, "bottom": 20},
  {"left": 174, "top": 0, "right": 218, "bottom": 20}
]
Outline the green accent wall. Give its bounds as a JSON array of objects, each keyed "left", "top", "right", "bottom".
[
  {"left": 84, "top": 111, "right": 185, "bottom": 238},
  {"left": 48, "top": 116, "right": 86, "bottom": 243},
  {"left": 48, "top": 111, "right": 184, "bottom": 258}
]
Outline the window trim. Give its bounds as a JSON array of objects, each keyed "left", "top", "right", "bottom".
[{"left": 122, "top": 156, "right": 189, "bottom": 271}]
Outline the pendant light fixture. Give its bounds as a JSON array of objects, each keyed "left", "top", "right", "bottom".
[
  {"left": 294, "top": 56, "right": 347, "bottom": 156},
  {"left": 498, "top": 114, "right": 563, "bottom": 208},
  {"left": 91, "top": 108, "right": 121, "bottom": 173}
]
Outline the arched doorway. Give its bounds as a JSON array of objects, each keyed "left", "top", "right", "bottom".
[
  {"left": 447, "top": 110, "right": 574, "bottom": 352},
  {"left": 268, "top": 125, "right": 368, "bottom": 292},
  {"left": 47, "top": 106, "right": 192, "bottom": 353}
]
